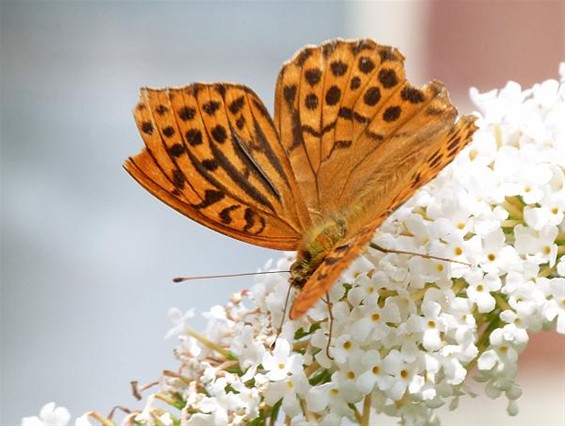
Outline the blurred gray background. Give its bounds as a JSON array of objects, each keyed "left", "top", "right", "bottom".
[{"left": 1, "top": 1, "right": 563, "bottom": 424}]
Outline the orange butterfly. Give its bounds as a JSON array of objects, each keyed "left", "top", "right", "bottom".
[{"left": 125, "top": 39, "right": 477, "bottom": 320}]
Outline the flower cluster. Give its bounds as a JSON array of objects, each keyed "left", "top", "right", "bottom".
[{"left": 24, "top": 66, "right": 564, "bottom": 426}]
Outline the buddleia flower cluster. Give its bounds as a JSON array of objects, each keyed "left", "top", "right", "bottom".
[{"left": 24, "top": 65, "right": 564, "bottom": 426}]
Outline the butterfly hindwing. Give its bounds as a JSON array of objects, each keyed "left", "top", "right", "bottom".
[
  {"left": 290, "top": 113, "right": 477, "bottom": 319},
  {"left": 126, "top": 84, "right": 311, "bottom": 250}
]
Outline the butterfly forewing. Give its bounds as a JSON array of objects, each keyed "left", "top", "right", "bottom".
[
  {"left": 126, "top": 84, "right": 310, "bottom": 250},
  {"left": 275, "top": 40, "right": 407, "bottom": 213}
]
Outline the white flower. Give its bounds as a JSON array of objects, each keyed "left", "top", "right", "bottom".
[
  {"left": 306, "top": 382, "right": 354, "bottom": 419},
  {"left": 479, "top": 228, "right": 521, "bottom": 274},
  {"left": 264, "top": 371, "right": 310, "bottom": 418},
  {"left": 165, "top": 307, "right": 194, "bottom": 338},
  {"left": 230, "top": 324, "right": 265, "bottom": 371},
  {"left": 514, "top": 224, "right": 558, "bottom": 266},
  {"left": 540, "top": 277, "right": 565, "bottom": 333},
  {"left": 74, "top": 414, "right": 92, "bottom": 426},
  {"left": 22, "top": 403, "right": 71, "bottom": 426},
  {"left": 262, "top": 338, "right": 302, "bottom": 381},
  {"left": 381, "top": 349, "right": 423, "bottom": 401},
  {"left": 464, "top": 269, "right": 501, "bottom": 313}
]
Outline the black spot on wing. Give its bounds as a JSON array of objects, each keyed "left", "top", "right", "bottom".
[
  {"left": 178, "top": 106, "right": 196, "bottom": 121},
  {"left": 378, "top": 46, "right": 395, "bottom": 62},
  {"left": 363, "top": 87, "right": 381, "bottom": 106},
  {"left": 401, "top": 86, "right": 425, "bottom": 103},
  {"left": 219, "top": 205, "right": 240, "bottom": 224},
  {"left": 243, "top": 208, "right": 266, "bottom": 234},
  {"left": 358, "top": 56, "right": 375, "bottom": 74},
  {"left": 162, "top": 126, "right": 175, "bottom": 138},
  {"left": 202, "top": 159, "right": 219, "bottom": 171},
  {"left": 155, "top": 105, "right": 168, "bottom": 115},
  {"left": 185, "top": 129, "right": 203, "bottom": 146},
  {"left": 305, "top": 93, "right": 319, "bottom": 110},
  {"left": 211, "top": 125, "right": 228, "bottom": 143},
  {"left": 325, "top": 86, "right": 341, "bottom": 106},
  {"left": 141, "top": 122, "right": 154, "bottom": 135},
  {"left": 296, "top": 48, "right": 313, "bottom": 67},
  {"left": 338, "top": 107, "right": 353, "bottom": 120},
  {"left": 350, "top": 76, "right": 361, "bottom": 90},
  {"left": 383, "top": 106, "right": 401, "bottom": 122},
  {"left": 203, "top": 101, "right": 221, "bottom": 115},
  {"left": 330, "top": 60, "right": 348, "bottom": 76},
  {"left": 167, "top": 143, "right": 186, "bottom": 157},
  {"left": 378, "top": 68, "right": 399, "bottom": 88},
  {"left": 193, "top": 189, "right": 225, "bottom": 209},
  {"left": 228, "top": 96, "right": 245, "bottom": 114},
  {"left": 284, "top": 85, "right": 297, "bottom": 105},
  {"left": 305, "top": 68, "right": 322, "bottom": 86}
]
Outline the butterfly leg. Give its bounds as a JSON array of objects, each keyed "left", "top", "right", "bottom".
[
  {"left": 324, "top": 292, "right": 335, "bottom": 361},
  {"left": 271, "top": 284, "right": 296, "bottom": 350},
  {"left": 369, "top": 243, "right": 470, "bottom": 266}
]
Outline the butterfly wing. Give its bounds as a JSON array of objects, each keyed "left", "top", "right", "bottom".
[
  {"left": 274, "top": 39, "right": 470, "bottom": 215},
  {"left": 125, "top": 84, "right": 311, "bottom": 250},
  {"left": 290, "top": 113, "right": 477, "bottom": 319}
]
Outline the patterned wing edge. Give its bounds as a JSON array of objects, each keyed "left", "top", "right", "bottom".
[{"left": 124, "top": 152, "right": 300, "bottom": 250}]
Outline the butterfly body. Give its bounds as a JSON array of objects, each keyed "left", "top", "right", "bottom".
[
  {"left": 290, "top": 215, "right": 347, "bottom": 288},
  {"left": 126, "top": 39, "right": 477, "bottom": 320}
]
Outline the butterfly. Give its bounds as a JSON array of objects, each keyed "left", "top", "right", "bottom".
[{"left": 125, "top": 39, "right": 477, "bottom": 320}]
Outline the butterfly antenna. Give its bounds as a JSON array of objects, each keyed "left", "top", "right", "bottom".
[
  {"left": 173, "top": 270, "right": 289, "bottom": 283},
  {"left": 369, "top": 243, "right": 471, "bottom": 266}
]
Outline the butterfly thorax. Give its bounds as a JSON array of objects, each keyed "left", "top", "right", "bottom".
[{"left": 289, "top": 216, "right": 348, "bottom": 289}]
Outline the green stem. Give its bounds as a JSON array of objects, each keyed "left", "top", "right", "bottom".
[
  {"left": 85, "top": 412, "right": 115, "bottom": 426},
  {"left": 503, "top": 197, "right": 524, "bottom": 219},
  {"left": 184, "top": 326, "right": 238, "bottom": 361},
  {"left": 361, "top": 394, "right": 372, "bottom": 426},
  {"left": 493, "top": 293, "right": 511, "bottom": 311}
]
